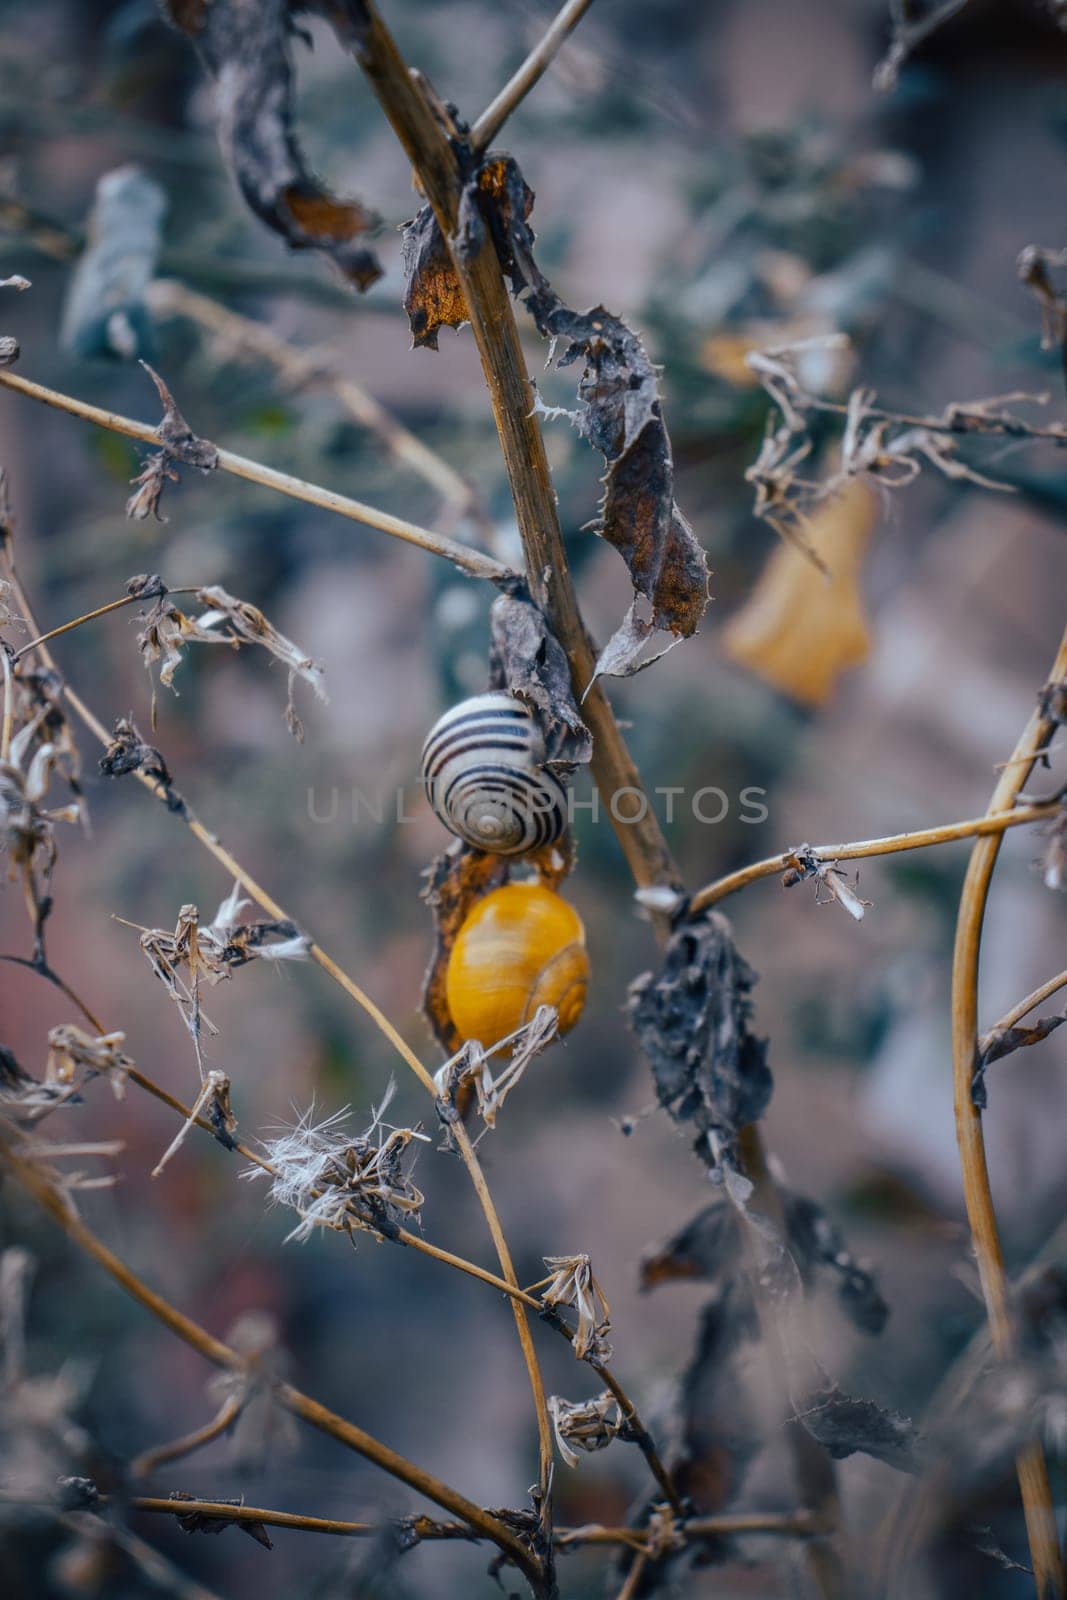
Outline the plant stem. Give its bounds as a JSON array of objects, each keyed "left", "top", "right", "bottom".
[
  {"left": 131, "top": 1396, "right": 243, "bottom": 1479},
  {"left": 2, "top": 1137, "right": 542, "bottom": 1587},
  {"left": 689, "top": 802, "right": 1059, "bottom": 913},
  {"left": 12, "top": 588, "right": 202, "bottom": 661},
  {"left": 471, "top": 0, "right": 597, "bottom": 151},
  {"left": 950, "top": 624, "right": 1067, "bottom": 1600},
  {"left": 147, "top": 279, "right": 494, "bottom": 541},
  {"left": 0, "top": 368, "right": 511, "bottom": 582}
]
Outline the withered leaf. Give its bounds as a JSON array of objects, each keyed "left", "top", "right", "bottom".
[
  {"left": 401, "top": 156, "right": 534, "bottom": 350},
  {"left": 421, "top": 840, "right": 510, "bottom": 1054},
  {"left": 401, "top": 205, "right": 467, "bottom": 351},
  {"left": 783, "top": 1188, "right": 888, "bottom": 1335},
  {"left": 488, "top": 590, "right": 591, "bottom": 768},
  {"left": 628, "top": 911, "right": 772, "bottom": 1191},
  {"left": 639, "top": 1199, "right": 742, "bottom": 1293},
  {"left": 127, "top": 365, "right": 218, "bottom": 521},
  {"left": 795, "top": 1381, "right": 920, "bottom": 1472},
  {"left": 163, "top": 0, "right": 381, "bottom": 291},
  {"left": 406, "top": 150, "right": 709, "bottom": 677},
  {"left": 973, "top": 1012, "right": 1067, "bottom": 1107}
]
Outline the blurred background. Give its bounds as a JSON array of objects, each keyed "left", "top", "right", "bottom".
[{"left": 2, "top": 0, "right": 1067, "bottom": 1594}]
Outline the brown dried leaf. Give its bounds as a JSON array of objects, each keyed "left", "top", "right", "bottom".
[
  {"left": 406, "top": 152, "right": 709, "bottom": 676},
  {"left": 401, "top": 205, "right": 467, "bottom": 351},
  {"left": 723, "top": 477, "right": 874, "bottom": 707},
  {"left": 164, "top": 0, "right": 381, "bottom": 291},
  {"left": 420, "top": 841, "right": 509, "bottom": 1054}
]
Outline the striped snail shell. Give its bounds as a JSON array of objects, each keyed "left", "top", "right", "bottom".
[
  {"left": 446, "top": 883, "right": 589, "bottom": 1050},
  {"left": 420, "top": 691, "right": 567, "bottom": 855}
]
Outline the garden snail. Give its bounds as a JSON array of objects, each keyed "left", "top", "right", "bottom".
[
  {"left": 446, "top": 883, "right": 589, "bottom": 1049},
  {"left": 420, "top": 691, "right": 567, "bottom": 854}
]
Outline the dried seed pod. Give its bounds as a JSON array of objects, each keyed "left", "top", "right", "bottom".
[
  {"left": 420, "top": 691, "right": 567, "bottom": 854},
  {"left": 445, "top": 883, "right": 589, "bottom": 1050}
]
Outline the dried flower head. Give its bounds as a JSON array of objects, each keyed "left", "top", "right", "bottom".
[
  {"left": 130, "top": 574, "right": 326, "bottom": 737},
  {"left": 0, "top": 1045, "right": 77, "bottom": 1119},
  {"left": 547, "top": 1391, "right": 622, "bottom": 1468},
  {"left": 535, "top": 1253, "right": 613, "bottom": 1363},
  {"left": 99, "top": 715, "right": 185, "bottom": 813},
  {"left": 247, "top": 1088, "right": 429, "bottom": 1244},
  {"left": 433, "top": 1005, "right": 558, "bottom": 1130},
  {"left": 46, "top": 1026, "right": 132, "bottom": 1103},
  {"left": 133, "top": 884, "right": 310, "bottom": 1072},
  {"left": 126, "top": 362, "right": 218, "bottom": 522}
]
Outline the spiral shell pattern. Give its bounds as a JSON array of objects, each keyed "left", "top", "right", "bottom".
[{"left": 420, "top": 692, "right": 567, "bottom": 854}]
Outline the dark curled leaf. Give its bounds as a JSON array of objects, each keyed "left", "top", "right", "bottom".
[
  {"left": 163, "top": 0, "right": 381, "bottom": 291},
  {"left": 628, "top": 911, "right": 772, "bottom": 1194},
  {"left": 401, "top": 205, "right": 468, "bottom": 350},
  {"left": 782, "top": 1188, "right": 889, "bottom": 1335},
  {"left": 794, "top": 1381, "right": 920, "bottom": 1472},
  {"left": 973, "top": 1012, "right": 1067, "bottom": 1106},
  {"left": 639, "top": 1198, "right": 743, "bottom": 1292},
  {"left": 488, "top": 590, "right": 591, "bottom": 768},
  {"left": 60, "top": 166, "right": 166, "bottom": 361},
  {"left": 421, "top": 840, "right": 509, "bottom": 1054}
]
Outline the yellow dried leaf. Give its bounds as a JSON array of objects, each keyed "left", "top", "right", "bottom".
[{"left": 723, "top": 478, "right": 875, "bottom": 707}]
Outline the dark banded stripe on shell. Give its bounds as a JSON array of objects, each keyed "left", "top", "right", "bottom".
[{"left": 420, "top": 691, "right": 567, "bottom": 854}]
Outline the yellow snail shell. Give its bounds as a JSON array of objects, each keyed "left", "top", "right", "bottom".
[{"left": 445, "top": 883, "right": 589, "bottom": 1050}]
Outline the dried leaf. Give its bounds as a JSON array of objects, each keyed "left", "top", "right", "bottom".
[
  {"left": 972, "top": 1010, "right": 1067, "bottom": 1107},
  {"left": 406, "top": 152, "right": 709, "bottom": 677},
  {"left": 782, "top": 1189, "right": 888, "bottom": 1334},
  {"left": 421, "top": 841, "right": 510, "bottom": 1055},
  {"left": 401, "top": 205, "right": 467, "bottom": 351},
  {"left": 724, "top": 477, "right": 874, "bottom": 706},
  {"left": 795, "top": 1381, "right": 920, "bottom": 1471},
  {"left": 164, "top": 0, "right": 381, "bottom": 290},
  {"left": 60, "top": 166, "right": 166, "bottom": 361},
  {"left": 537, "top": 1253, "right": 612, "bottom": 1362},
  {"left": 628, "top": 911, "right": 772, "bottom": 1192},
  {"left": 488, "top": 590, "right": 591, "bottom": 768},
  {"left": 640, "top": 1199, "right": 743, "bottom": 1293}
]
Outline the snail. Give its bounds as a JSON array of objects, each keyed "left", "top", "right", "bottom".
[
  {"left": 420, "top": 691, "right": 567, "bottom": 855},
  {"left": 446, "top": 883, "right": 589, "bottom": 1049}
]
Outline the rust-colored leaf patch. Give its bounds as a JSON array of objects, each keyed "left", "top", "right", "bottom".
[{"left": 421, "top": 842, "right": 510, "bottom": 1054}]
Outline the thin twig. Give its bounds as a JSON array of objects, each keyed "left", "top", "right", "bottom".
[
  {"left": 0, "top": 368, "right": 511, "bottom": 582},
  {"left": 12, "top": 588, "right": 201, "bottom": 662},
  {"left": 2, "top": 1139, "right": 542, "bottom": 1587},
  {"left": 979, "top": 967, "right": 1067, "bottom": 1054},
  {"left": 613, "top": 1549, "right": 649, "bottom": 1600},
  {"left": 131, "top": 1395, "right": 244, "bottom": 1479},
  {"left": 950, "top": 625, "right": 1067, "bottom": 1600},
  {"left": 146, "top": 279, "right": 494, "bottom": 541},
  {"left": 471, "top": 0, "right": 596, "bottom": 151},
  {"left": 689, "top": 803, "right": 1060, "bottom": 914}
]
